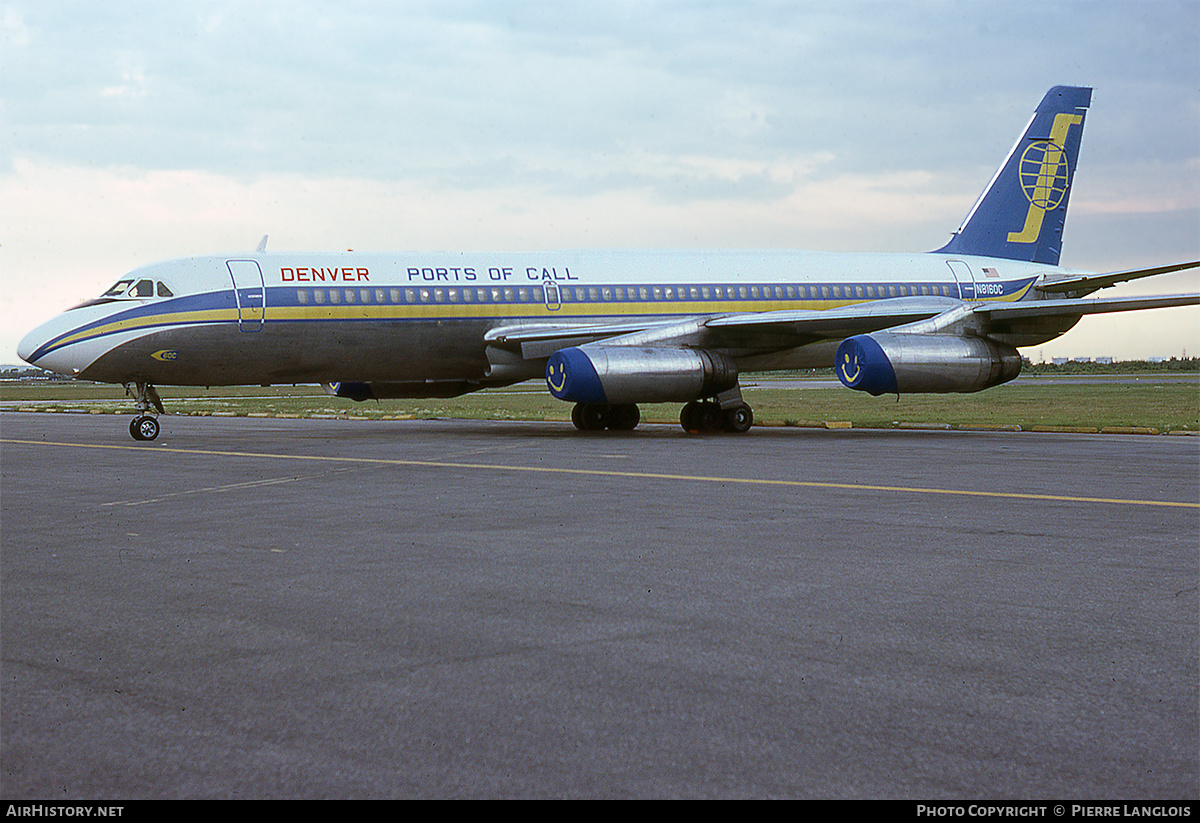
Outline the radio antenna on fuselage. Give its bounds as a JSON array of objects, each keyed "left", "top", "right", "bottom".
[{"left": 256, "top": 235, "right": 268, "bottom": 252}]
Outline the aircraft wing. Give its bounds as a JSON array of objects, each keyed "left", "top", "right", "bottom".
[
  {"left": 488, "top": 290, "right": 1198, "bottom": 361},
  {"left": 488, "top": 297, "right": 962, "bottom": 359},
  {"left": 701, "top": 297, "right": 959, "bottom": 341},
  {"left": 707, "top": 292, "right": 1199, "bottom": 347},
  {"left": 485, "top": 318, "right": 694, "bottom": 358}
]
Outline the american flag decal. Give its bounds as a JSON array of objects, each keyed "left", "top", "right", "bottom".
[{"left": 983, "top": 267, "right": 1000, "bottom": 278}]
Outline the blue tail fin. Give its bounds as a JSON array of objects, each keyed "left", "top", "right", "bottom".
[{"left": 935, "top": 86, "right": 1092, "bottom": 265}]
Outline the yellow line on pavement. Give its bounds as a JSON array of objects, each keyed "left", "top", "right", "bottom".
[{"left": 5, "top": 437, "right": 1197, "bottom": 509}]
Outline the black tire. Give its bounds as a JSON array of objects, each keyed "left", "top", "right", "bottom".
[
  {"left": 131, "top": 416, "right": 160, "bottom": 441},
  {"left": 722, "top": 404, "right": 753, "bottom": 433},
  {"left": 697, "top": 403, "right": 722, "bottom": 432},
  {"left": 679, "top": 401, "right": 700, "bottom": 432},
  {"left": 579, "top": 404, "right": 610, "bottom": 431},
  {"left": 609, "top": 404, "right": 640, "bottom": 431}
]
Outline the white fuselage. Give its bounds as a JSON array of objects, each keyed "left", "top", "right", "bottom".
[{"left": 18, "top": 249, "right": 1076, "bottom": 388}]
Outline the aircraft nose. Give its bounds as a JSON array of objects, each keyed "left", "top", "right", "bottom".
[
  {"left": 17, "top": 319, "right": 71, "bottom": 374},
  {"left": 16, "top": 326, "right": 44, "bottom": 365}
]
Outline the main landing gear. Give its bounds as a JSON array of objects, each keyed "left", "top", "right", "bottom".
[
  {"left": 570, "top": 396, "right": 754, "bottom": 434},
  {"left": 125, "top": 381, "right": 163, "bottom": 441},
  {"left": 679, "top": 400, "right": 753, "bottom": 434},
  {"left": 571, "top": 402, "right": 641, "bottom": 431}
]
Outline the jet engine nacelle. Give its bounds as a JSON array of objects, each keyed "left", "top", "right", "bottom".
[
  {"left": 546, "top": 346, "right": 738, "bottom": 405},
  {"left": 835, "top": 333, "right": 1021, "bottom": 395}
]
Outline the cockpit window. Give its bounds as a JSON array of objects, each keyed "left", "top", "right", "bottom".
[
  {"left": 102, "top": 279, "right": 134, "bottom": 297},
  {"left": 95, "top": 277, "right": 175, "bottom": 301}
]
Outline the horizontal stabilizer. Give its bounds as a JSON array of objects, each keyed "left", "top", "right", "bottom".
[
  {"left": 974, "top": 292, "right": 1199, "bottom": 320},
  {"left": 1036, "top": 260, "right": 1199, "bottom": 295}
]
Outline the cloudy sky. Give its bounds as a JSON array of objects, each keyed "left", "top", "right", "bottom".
[{"left": 3, "top": 0, "right": 1197, "bottom": 364}]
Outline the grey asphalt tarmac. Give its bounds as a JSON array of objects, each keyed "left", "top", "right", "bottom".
[{"left": 2, "top": 412, "right": 1197, "bottom": 799}]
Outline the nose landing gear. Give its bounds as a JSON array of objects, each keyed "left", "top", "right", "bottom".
[{"left": 124, "top": 382, "right": 164, "bottom": 441}]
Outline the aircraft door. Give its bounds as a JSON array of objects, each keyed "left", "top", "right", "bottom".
[
  {"left": 946, "top": 260, "right": 976, "bottom": 301},
  {"left": 227, "top": 260, "right": 266, "bottom": 331}
]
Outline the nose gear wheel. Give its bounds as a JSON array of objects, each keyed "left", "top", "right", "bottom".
[{"left": 124, "top": 382, "right": 164, "bottom": 441}]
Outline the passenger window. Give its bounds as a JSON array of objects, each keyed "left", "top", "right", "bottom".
[
  {"left": 297, "top": 290, "right": 308, "bottom": 304},
  {"left": 313, "top": 290, "right": 326, "bottom": 304},
  {"left": 390, "top": 289, "right": 401, "bottom": 303}
]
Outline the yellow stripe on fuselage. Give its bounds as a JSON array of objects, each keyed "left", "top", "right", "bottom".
[{"left": 52, "top": 280, "right": 1037, "bottom": 350}]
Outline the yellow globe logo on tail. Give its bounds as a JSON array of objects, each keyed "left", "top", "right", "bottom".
[
  {"left": 1007, "top": 111, "right": 1083, "bottom": 244},
  {"left": 1017, "top": 140, "right": 1071, "bottom": 211}
]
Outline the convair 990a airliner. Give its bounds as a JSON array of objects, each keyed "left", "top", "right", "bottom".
[{"left": 17, "top": 87, "right": 1200, "bottom": 440}]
